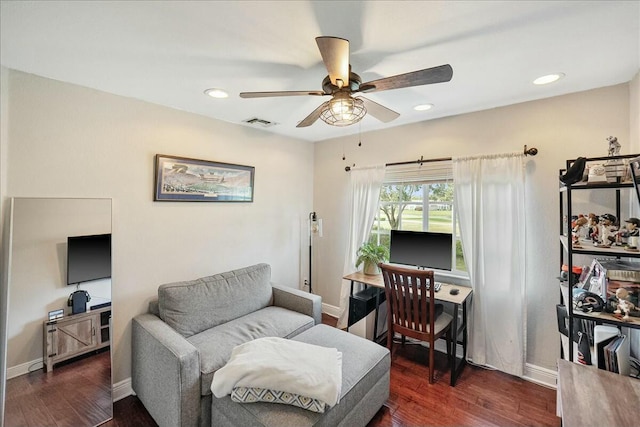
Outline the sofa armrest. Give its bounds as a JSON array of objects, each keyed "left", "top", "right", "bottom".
[
  {"left": 271, "top": 284, "right": 322, "bottom": 325},
  {"left": 132, "top": 313, "right": 201, "bottom": 427}
]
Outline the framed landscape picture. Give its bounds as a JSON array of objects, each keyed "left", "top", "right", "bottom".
[{"left": 154, "top": 154, "right": 254, "bottom": 202}]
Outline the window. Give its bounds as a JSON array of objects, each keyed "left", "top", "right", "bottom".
[{"left": 368, "top": 162, "right": 467, "bottom": 275}]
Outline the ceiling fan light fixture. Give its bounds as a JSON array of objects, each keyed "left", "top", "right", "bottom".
[
  {"left": 533, "top": 73, "right": 565, "bottom": 85},
  {"left": 240, "top": 37, "right": 453, "bottom": 128},
  {"left": 204, "top": 88, "right": 229, "bottom": 98},
  {"left": 320, "top": 94, "right": 366, "bottom": 126},
  {"left": 414, "top": 103, "right": 434, "bottom": 111}
]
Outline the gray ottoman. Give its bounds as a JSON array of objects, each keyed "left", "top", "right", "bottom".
[{"left": 210, "top": 324, "right": 390, "bottom": 427}]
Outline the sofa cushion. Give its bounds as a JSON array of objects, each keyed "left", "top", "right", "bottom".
[
  {"left": 158, "top": 263, "right": 273, "bottom": 337},
  {"left": 188, "top": 306, "right": 315, "bottom": 396}
]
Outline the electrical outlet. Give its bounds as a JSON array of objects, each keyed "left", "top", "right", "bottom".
[{"left": 303, "top": 278, "right": 309, "bottom": 287}]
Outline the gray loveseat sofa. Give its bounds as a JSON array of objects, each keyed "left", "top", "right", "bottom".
[{"left": 132, "top": 263, "right": 322, "bottom": 427}]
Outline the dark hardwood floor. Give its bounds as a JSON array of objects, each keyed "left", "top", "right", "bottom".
[
  {"left": 367, "top": 344, "right": 560, "bottom": 427},
  {"left": 5, "top": 350, "right": 113, "bottom": 427},
  {"left": 4, "top": 315, "right": 560, "bottom": 426},
  {"left": 110, "top": 314, "right": 560, "bottom": 427}
]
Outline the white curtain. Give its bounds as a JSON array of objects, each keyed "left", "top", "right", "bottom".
[
  {"left": 453, "top": 153, "right": 526, "bottom": 376},
  {"left": 336, "top": 165, "right": 386, "bottom": 330}
]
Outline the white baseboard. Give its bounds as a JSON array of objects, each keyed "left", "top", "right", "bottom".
[
  {"left": 7, "top": 358, "right": 43, "bottom": 379},
  {"left": 112, "top": 377, "right": 133, "bottom": 402},
  {"left": 8, "top": 359, "right": 139, "bottom": 402},
  {"left": 523, "top": 363, "right": 557, "bottom": 389},
  {"left": 322, "top": 302, "right": 341, "bottom": 318}
]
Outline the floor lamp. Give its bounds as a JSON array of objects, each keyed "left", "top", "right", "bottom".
[{"left": 308, "top": 212, "right": 323, "bottom": 294}]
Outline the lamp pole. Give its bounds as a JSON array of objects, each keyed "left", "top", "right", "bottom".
[{"left": 308, "top": 212, "right": 316, "bottom": 294}]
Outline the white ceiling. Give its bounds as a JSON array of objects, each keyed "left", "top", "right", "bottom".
[{"left": 1, "top": 1, "right": 639, "bottom": 142}]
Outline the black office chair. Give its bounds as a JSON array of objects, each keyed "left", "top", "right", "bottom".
[{"left": 379, "top": 263, "right": 454, "bottom": 384}]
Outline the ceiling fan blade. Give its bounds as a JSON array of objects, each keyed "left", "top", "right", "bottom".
[
  {"left": 358, "top": 96, "right": 400, "bottom": 123},
  {"left": 316, "top": 36, "right": 350, "bottom": 88},
  {"left": 358, "top": 64, "right": 453, "bottom": 93},
  {"left": 240, "top": 90, "right": 326, "bottom": 98},
  {"left": 296, "top": 102, "right": 328, "bottom": 128}
]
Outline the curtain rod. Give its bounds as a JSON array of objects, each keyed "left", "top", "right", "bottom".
[{"left": 344, "top": 144, "right": 538, "bottom": 171}]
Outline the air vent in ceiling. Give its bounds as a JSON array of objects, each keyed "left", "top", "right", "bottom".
[{"left": 242, "top": 117, "right": 277, "bottom": 128}]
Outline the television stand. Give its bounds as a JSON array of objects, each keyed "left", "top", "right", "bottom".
[{"left": 43, "top": 306, "right": 111, "bottom": 372}]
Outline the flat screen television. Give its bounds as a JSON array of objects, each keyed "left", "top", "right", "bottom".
[
  {"left": 389, "top": 230, "right": 452, "bottom": 271},
  {"left": 67, "top": 234, "right": 112, "bottom": 285}
]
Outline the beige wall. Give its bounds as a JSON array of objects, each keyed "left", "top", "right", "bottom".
[
  {"left": 313, "top": 83, "right": 631, "bottom": 372},
  {"left": 2, "top": 70, "right": 314, "bottom": 384},
  {"left": 631, "top": 71, "right": 640, "bottom": 153}
]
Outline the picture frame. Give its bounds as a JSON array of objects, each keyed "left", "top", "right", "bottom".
[{"left": 154, "top": 154, "right": 254, "bottom": 202}]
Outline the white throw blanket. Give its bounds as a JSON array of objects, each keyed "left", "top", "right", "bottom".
[{"left": 211, "top": 337, "right": 342, "bottom": 406}]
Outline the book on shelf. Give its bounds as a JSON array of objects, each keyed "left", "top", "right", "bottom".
[
  {"left": 594, "top": 325, "right": 630, "bottom": 376},
  {"left": 609, "top": 341, "right": 616, "bottom": 372}
]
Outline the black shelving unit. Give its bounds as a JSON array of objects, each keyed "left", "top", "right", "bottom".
[{"left": 559, "top": 154, "right": 640, "bottom": 364}]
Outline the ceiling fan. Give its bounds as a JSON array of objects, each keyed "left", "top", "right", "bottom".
[{"left": 239, "top": 36, "right": 453, "bottom": 128}]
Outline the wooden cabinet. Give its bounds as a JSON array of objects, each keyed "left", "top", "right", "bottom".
[
  {"left": 43, "top": 306, "right": 110, "bottom": 372},
  {"left": 558, "top": 154, "right": 640, "bottom": 369}
]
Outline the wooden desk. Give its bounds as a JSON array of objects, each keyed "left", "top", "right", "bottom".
[
  {"left": 343, "top": 271, "right": 473, "bottom": 386},
  {"left": 557, "top": 359, "right": 639, "bottom": 426}
]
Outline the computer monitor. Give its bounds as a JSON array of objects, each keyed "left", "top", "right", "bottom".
[{"left": 389, "top": 230, "right": 452, "bottom": 271}]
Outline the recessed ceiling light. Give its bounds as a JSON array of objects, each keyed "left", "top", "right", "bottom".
[
  {"left": 414, "top": 104, "right": 434, "bottom": 111},
  {"left": 204, "top": 88, "right": 229, "bottom": 99},
  {"left": 533, "top": 73, "right": 565, "bottom": 85}
]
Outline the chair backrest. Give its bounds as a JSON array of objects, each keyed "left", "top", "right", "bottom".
[{"left": 379, "top": 263, "right": 437, "bottom": 339}]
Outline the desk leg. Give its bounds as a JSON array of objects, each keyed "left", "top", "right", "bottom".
[
  {"left": 373, "top": 288, "right": 380, "bottom": 342},
  {"left": 450, "top": 303, "right": 459, "bottom": 386},
  {"left": 449, "top": 300, "right": 468, "bottom": 386},
  {"left": 462, "top": 300, "right": 468, "bottom": 361},
  {"left": 346, "top": 280, "right": 355, "bottom": 332}
]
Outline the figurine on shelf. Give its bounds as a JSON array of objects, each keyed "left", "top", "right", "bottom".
[
  {"left": 614, "top": 288, "right": 635, "bottom": 321},
  {"left": 572, "top": 216, "right": 589, "bottom": 246},
  {"left": 570, "top": 215, "right": 579, "bottom": 229},
  {"left": 587, "top": 213, "right": 599, "bottom": 241},
  {"left": 597, "top": 213, "right": 617, "bottom": 246},
  {"left": 619, "top": 217, "right": 640, "bottom": 249},
  {"left": 607, "top": 136, "right": 621, "bottom": 157}
]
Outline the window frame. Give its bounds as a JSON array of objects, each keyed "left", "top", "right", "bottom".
[{"left": 370, "top": 180, "right": 468, "bottom": 278}]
